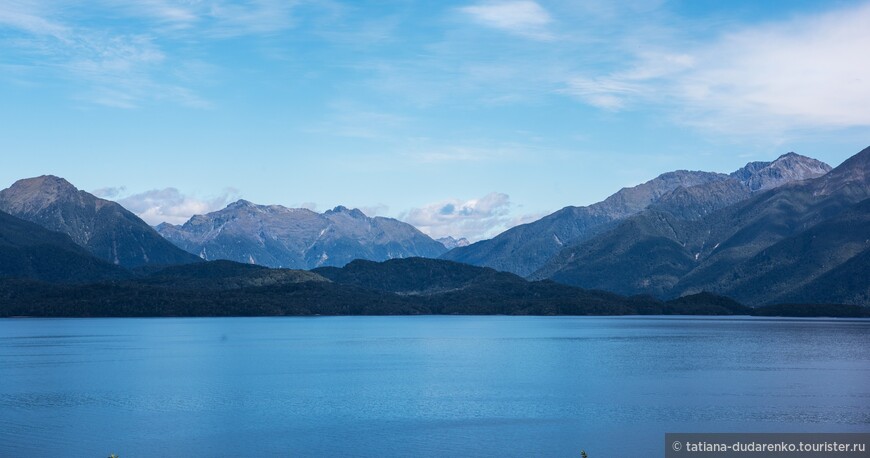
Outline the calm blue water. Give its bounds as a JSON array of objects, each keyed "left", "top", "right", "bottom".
[{"left": 1, "top": 316, "right": 868, "bottom": 457}]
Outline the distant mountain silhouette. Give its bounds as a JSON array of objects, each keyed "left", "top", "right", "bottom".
[
  {"left": 156, "top": 201, "right": 447, "bottom": 269},
  {"left": 441, "top": 153, "right": 830, "bottom": 276},
  {"left": 0, "top": 175, "right": 201, "bottom": 268}
]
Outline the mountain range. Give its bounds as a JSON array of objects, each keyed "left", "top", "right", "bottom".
[
  {"left": 533, "top": 147, "right": 869, "bottom": 305},
  {"left": 441, "top": 152, "right": 831, "bottom": 276},
  {"left": 156, "top": 201, "right": 447, "bottom": 269},
  {"left": 0, "top": 147, "right": 866, "bottom": 313}
]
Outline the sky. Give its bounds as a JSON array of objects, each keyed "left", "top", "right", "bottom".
[{"left": 1, "top": 0, "right": 869, "bottom": 241}]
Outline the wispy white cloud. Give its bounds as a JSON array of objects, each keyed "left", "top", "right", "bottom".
[
  {"left": 679, "top": 4, "right": 870, "bottom": 132},
  {"left": 356, "top": 0, "right": 870, "bottom": 142},
  {"left": 360, "top": 204, "right": 390, "bottom": 217},
  {"left": 564, "top": 2, "right": 870, "bottom": 134},
  {"left": 564, "top": 77, "right": 642, "bottom": 110},
  {"left": 295, "top": 201, "right": 318, "bottom": 211},
  {"left": 134, "top": 0, "right": 198, "bottom": 25},
  {"left": 352, "top": 4, "right": 570, "bottom": 109},
  {"left": 115, "top": 187, "right": 241, "bottom": 225},
  {"left": 0, "top": 2, "right": 185, "bottom": 108},
  {"left": 401, "top": 192, "right": 542, "bottom": 241},
  {"left": 461, "top": 1, "right": 553, "bottom": 40},
  {"left": 101, "top": 0, "right": 299, "bottom": 36},
  {"left": 62, "top": 33, "right": 205, "bottom": 109},
  {"left": 0, "top": 0, "right": 301, "bottom": 108},
  {"left": 91, "top": 186, "right": 126, "bottom": 199},
  {"left": 121, "top": 0, "right": 200, "bottom": 28},
  {"left": 205, "top": 0, "right": 299, "bottom": 37},
  {"left": 0, "top": 1, "right": 68, "bottom": 38},
  {"left": 564, "top": 52, "right": 694, "bottom": 110}
]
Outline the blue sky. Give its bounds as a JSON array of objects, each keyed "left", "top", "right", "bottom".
[{"left": 1, "top": 0, "right": 869, "bottom": 241}]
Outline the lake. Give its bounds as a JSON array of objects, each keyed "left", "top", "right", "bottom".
[{"left": 1, "top": 316, "right": 868, "bottom": 457}]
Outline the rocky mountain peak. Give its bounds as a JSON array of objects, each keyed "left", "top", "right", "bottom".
[
  {"left": 154, "top": 222, "right": 175, "bottom": 232},
  {"left": 326, "top": 205, "right": 367, "bottom": 219},
  {"left": 0, "top": 175, "right": 83, "bottom": 214},
  {"left": 597, "top": 170, "right": 727, "bottom": 216},
  {"left": 829, "top": 145, "right": 869, "bottom": 175},
  {"left": 13, "top": 174, "right": 77, "bottom": 192},
  {"left": 731, "top": 152, "right": 831, "bottom": 192},
  {"left": 0, "top": 175, "right": 201, "bottom": 268},
  {"left": 769, "top": 151, "right": 829, "bottom": 171},
  {"left": 227, "top": 199, "right": 255, "bottom": 209},
  {"left": 437, "top": 236, "right": 471, "bottom": 250},
  {"left": 810, "top": 145, "right": 869, "bottom": 196}
]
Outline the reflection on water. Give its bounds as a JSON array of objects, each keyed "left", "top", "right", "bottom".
[{"left": 1, "top": 316, "right": 868, "bottom": 457}]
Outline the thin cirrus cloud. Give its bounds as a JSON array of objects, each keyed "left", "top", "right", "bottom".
[
  {"left": 460, "top": 1, "right": 554, "bottom": 40},
  {"left": 563, "top": 1, "right": 870, "bottom": 134},
  {"left": 105, "top": 187, "right": 241, "bottom": 226},
  {"left": 113, "top": 0, "right": 299, "bottom": 37},
  {"left": 0, "top": 1, "right": 184, "bottom": 109},
  {"left": 401, "top": 192, "right": 544, "bottom": 242},
  {"left": 0, "top": 0, "right": 298, "bottom": 108}
]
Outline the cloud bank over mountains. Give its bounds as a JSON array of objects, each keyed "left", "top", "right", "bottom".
[
  {"left": 402, "top": 192, "right": 545, "bottom": 242},
  {"left": 92, "top": 187, "right": 241, "bottom": 226},
  {"left": 95, "top": 185, "right": 538, "bottom": 242}
]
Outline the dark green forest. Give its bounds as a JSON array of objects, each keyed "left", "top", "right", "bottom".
[{"left": 2, "top": 259, "right": 866, "bottom": 318}]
